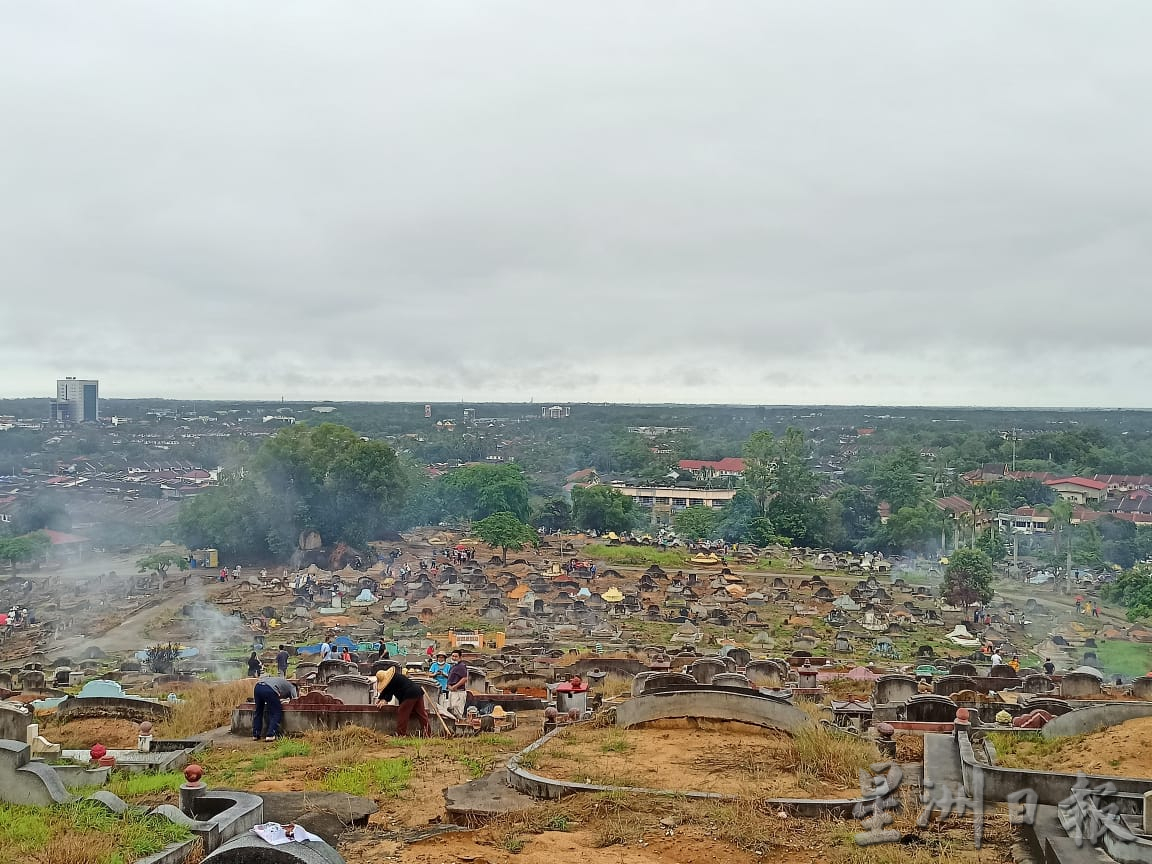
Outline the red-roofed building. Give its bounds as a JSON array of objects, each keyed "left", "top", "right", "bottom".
[
  {"left": 1045, "top": 477, "right": 1108, "bottom": 505},
  {"left": 677, "top": 458, "right": 745, "bottom": 479}
]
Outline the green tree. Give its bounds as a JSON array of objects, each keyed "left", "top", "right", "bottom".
[
  {"left": 440, "top": 464, "right": 531, "bottom": 522},
  {"left": 741, "top": 430, "right": 778, "bottom": 514},
  {"left": 0, "top": 532, "right": 50, "bottom": 569},
  {"left": 975, "top": 528, "right": 1007, "bottom": 562},
  {"left": 136, "top": 552, "right": 190, "bottom": 589},
  {"left": 472, "top": 512, "right": 537, "bottom": 564},
  {"left": 533, "top": 497, "right": 572, "bottom": 533},
  {"left": 717, "top": 489, "right": 759, "bottom": 543},
  {"left": 673, "top": 505, "right": 720, "bottom": 541},
  {"left": 572, "top": 485, "right": 636, "bottom": 533},
  {"left": 943, "top": 548, "right": 994, "bottom": 606},
  {"left": 830, "top": 486, "right": 880, "bottom": 549},
  {"left": 879, "top": 505, "right": 939, "bottom": 553},
  {"left": 877, "top": 449, "right": 924, "bottom": 512}
]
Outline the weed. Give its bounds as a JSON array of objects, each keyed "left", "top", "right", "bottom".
[
  {"left": 104, "top": 771, "right": 183, "bottom": 801},
  {"left": 272, "top": 739, "right": 312, "bottom": 758},
  {"left": 322, "top": 758, "right": 411, "bottom": 797},
  {"left": 500, "top": 833, "right": 526, "bottom": 853},
  {"left": 599, "top": 732, "right": 634, "bottom": 754},
  {"left": 0, "top": 800, "right": 191, "bottom": 864},
  {"left": 459, "top": 755, "right": 492, "bottom": 779},
  {"left": 516, "top": 750, "right": 539, "bottom": 770}
]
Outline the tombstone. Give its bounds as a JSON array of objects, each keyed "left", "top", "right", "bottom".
[
  {"left": 0, "top": 671, "right": 12, "bottom": 690},
  {"left": 874, "top": 674, "right": 917, "bottom": 706},
  {"left": 1024, "top": 697, "right": 1072, "bottom": 716},
  {"left": 1060, "top": 672, "right": 1103, "bottom": 699},
  {"left": 950, "top": 662, "right": 977, "bottom": 677},
  {"left": 933, "top": 675, "right": 977, "bottom": 698},
  {"left": 725, "top": 647, "right": 751, "bottom": 667},
  {"left": 689, "top": 657, "right": 727, "bottom": 685},
  {"left": 52, "top": 668, "right": 71, "bottom": 687},
  {"left": 916, "top": 645, "right": 935, "bottom": 659},
  {"left": 631, "top": 672, "right": 658, "bottom": 697},
  {"left": 640, "top": 672, "right": 699, "bottom": 694},
  {"left": 468, "top": 668, "right": 489, "bottom": 694},
  {"left": 833, "top": 634, "right": 851, "bottom": 653},
  {"left": 0, "top": 702, "right": 30, "bottom": 742},
  {"left": 316, "top": 659, "right": 358, "bottom": 685},
  {"left": 712, "top": 673, "right": 753, "bottom": 689},
  {"left": 1021, "top": 674, "right": 1056, "bottom": 694},
  {"left": 21, "top": 670, "right": 46, "bottom": 691},
  {"left": 904, "top": 694, "right": 957, "bottom": 723},
  {"left": 1081, "top": 651, "right": 1099, "bottom": 668},
  {"left": 1131, "top": 677, "right": 1152, "bottom": 700},
  {"left": 326, "top": 674, "right": 374, "bottom": 705}
]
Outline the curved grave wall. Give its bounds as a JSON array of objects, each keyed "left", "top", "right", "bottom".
[{"left": 615, "top": 689, "right": 813, "bottom": 733}]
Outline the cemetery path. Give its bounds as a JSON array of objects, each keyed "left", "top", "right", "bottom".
[{"left": 46, "top": 575, "right": 228, "bottom": 660}]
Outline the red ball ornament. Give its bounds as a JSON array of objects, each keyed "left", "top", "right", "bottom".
[
  {"left": 90, "top": 744, "right": 107, "bottom": 761},
  {"left": 184, "top": 763, "right": 204, "bottom": 784}
]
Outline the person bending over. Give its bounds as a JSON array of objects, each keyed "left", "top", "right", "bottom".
[{"left": 375, "top": 667, "right": 431, "bottom": 737}]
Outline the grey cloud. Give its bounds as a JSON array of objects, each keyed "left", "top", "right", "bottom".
[{"left": 3, "top": 1, "right": 1152, "bottom": 406}]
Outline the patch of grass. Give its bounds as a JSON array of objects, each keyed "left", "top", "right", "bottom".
[
  {"left": 767, "top": 724, "right": 877, "bottom": 790},
  {"left": 499, "top": 833, "right": 526, "bottom": 853},
  {"left": 515, "top": 750, "right": 539, "bottom": 770},
  {"left": 157, "top": 679, "right": 254, "bottom": 738},
  {"left": 104, "top": 770, "right": 184, "bottom": 801},
  {"left": 1094, "top": 640, "right": 1152, "bottom": 679},
  {"left": 985, "top": 731, "right": 1078, "bottom": 769},
  {"left": 272, "top": 739, "right": 312, "bottom": 758},
  {"left": 0, "top": 800, "right": 192, "bottom": 864},
  {"left": 459, "top": 755, "right": 493, "bottom": 779},
  {"left": 322, "top": 758, "right": 412, "bottom": 797},
  {"left": 583, "top": 544, "right": 693, "bottom": 567},
  {"left": 599, "top": 732, "right": 635, "bottom": 754}
]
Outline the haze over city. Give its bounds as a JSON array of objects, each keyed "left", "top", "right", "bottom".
[{"left": 3, "top": 2, "right": 1151, "bottom": 405}]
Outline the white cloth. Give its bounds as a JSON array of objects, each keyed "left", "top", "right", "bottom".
[
  {"left": 319, "top": 642, "right": 332, "bottom": 661},
  {"left": 447, "top": 689, "right": 467, "bottom": 717}
]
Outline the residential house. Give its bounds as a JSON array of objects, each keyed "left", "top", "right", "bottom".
[{"left": 1045, "top": 477, "right": 1108, "bottom": 505}]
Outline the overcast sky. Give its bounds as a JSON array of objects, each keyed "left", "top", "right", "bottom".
[{"left": 3, "top": 2, "right": 1151, "bottom": 407}]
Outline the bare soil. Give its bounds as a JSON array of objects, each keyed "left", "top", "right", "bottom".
[
  {"left": 997, "top": 715, "right": 1152, "bottom": 777},
  {"left": 530, "top": 719, "right": 859, "bottom": 799}
]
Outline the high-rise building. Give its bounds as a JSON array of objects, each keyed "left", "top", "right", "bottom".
[{"left": 51, "top": 377, "right": 99, "bottom": 423}]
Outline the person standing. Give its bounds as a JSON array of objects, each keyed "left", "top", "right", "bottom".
[
  {"left": 1043, "top": 657, "right": 1056, "bottom": 675},
  {"left": 319, "top": 633, "right": 334, "bottom": 662},
  {"left": 247, "top": 651, "right": 262, "bottom": 677},
  {"left": 275, "top": 645, "right": 290, "bottom": 677},
  {"left": 446, "top": 650, "right": 470, "bottom": 717},
  {"left": 253, "top": 676, "right": 297, "bottom": 741},
  {"left": 375, "top": 668, "right": 431, "bottom": 737},
  {"left": 429, "top": 651, "right": 450, "bottom": 703},
  {"left": 990, "top": 649, "right": 1003, "bottom": 667}
]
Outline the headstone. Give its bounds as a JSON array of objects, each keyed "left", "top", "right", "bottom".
[
  {"left": 712, "top": 673, "right": 753, "bottom": 689},
  {"left": 874, "top": 674, "right": 917, "bottom": 705},
  {"left": 1132, "top": 677, "right": 1152, "bottom": 700},
  {"left": 689, "top": 657, "right": 726, "bottom": 685},
  {"left": 904, "top": 694, "right": 957, "bottom": 723},
  {"left": 326, "top": 675, "right": 374, "bottom": 706},
  {"left": 1060, "top": 672, "right": 1103, "bottom": 699}
]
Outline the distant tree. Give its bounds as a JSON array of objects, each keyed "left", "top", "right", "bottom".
[
  {"left": 878, "top": 505, "right": 938, "bottom": 553},
  {"left": 975, "top": 528, "right": 1007, "bottom": 563},
  {"left": 748, "top": 516, "right": 777, "bottom": 547},
  {"left": 944, "top": 548, "right": 994, "bottom": 607},
  {"left": 533, "top": 497, "right": 572, "bottom": 533},
  {"left": 0, "top": 532, "right": 50, "bottom": 569},
  {"left": 673, "top": 505, "right": 720, "bottom": 541},
  {"left": 830, "top": 486, "right": 880, "bottom": 549},
  {"left": 136, "top": 552, "right": 190, "bottom": 589},
  {"left": 876, "top": 449, "right": 924, "bottom": 512},
  {"left": 717, "top": 489, "right": 759, "bottom": 543},
  {"left": 741, "top": 430, "right": 778, "bottom": 514},
  {"left": 572, "top": 485, "right": 636, "bottom": 533},
  {"left": 440, "top": 464, "right": 531, "bottom": 522},
  {"left": 472, "top": 512, "right": 537, "bottom": 564}
]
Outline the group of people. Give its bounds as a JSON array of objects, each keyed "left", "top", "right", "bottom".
[{"left": 250, "top": 637, "right": 472, "bottom": 740}]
